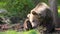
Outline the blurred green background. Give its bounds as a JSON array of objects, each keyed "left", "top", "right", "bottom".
[
  {"left": 0, "top": 0, "right": 60, "bottom": 34},
  {"left": 0, "top": 0, "right": 60, "bottom": 18}
]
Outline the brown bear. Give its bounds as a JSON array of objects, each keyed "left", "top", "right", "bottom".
[{"left": 27, "top": 2, "right": 55, "bottom": 33}]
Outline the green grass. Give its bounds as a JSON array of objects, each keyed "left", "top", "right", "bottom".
[
  {"left": 23, "top": 30, "right": 39, "bottom": 34},
  {"left": 0, "top": 30, "right": 39, "bottom": 34}
]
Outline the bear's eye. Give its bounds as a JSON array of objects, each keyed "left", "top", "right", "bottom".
[{"left": 32, "top": 11, "right": 38, "bottom": 15}]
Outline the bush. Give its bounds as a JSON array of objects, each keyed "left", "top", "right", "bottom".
[{"left": 4, "top": 0, "right": 35, "bottom": 18}]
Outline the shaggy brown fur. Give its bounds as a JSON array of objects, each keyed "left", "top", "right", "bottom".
[{"left": 27, "top": 2, "right": 55, "bottom": 33}]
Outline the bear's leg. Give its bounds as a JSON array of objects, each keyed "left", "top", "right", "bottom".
[{"left": 45, "top": 24, "right": 55, "bottom": 33}]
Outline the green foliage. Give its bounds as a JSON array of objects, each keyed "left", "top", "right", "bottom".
[
  {"left": 23, "top": 30, "right": 39, "bottom": 34},
  {"left": 57, "top": 0, "right": 60, "bottom": 5},
  {"left": 0, "top": 30, "right": 39, "bottom": 34},
  {"left": 4, "top": 0, "right": 35, "bottom": 18},
  {"left": 0, "top": 0, "right": 60, "bottom": 18},
  {"left": 40, "top": 0, "right": 48, "bottom": 3},
  {"left": 58, "top": 6, "right": 60, "bottom": 17},
  {"left": 0, "top": 2, "right": 6, "bottom": 8}
]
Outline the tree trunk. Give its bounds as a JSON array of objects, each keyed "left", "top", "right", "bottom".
[{"left": 48, "top": 0, "right": 58, "bottom": 27}]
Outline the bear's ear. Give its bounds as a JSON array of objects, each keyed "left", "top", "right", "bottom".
[{"left": 32, "top": 11, "right": 38, "bottom": 15}]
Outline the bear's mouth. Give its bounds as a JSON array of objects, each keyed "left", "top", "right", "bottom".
[{"left": 31, "top": 22, "right": 38, "bottom": 28}]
